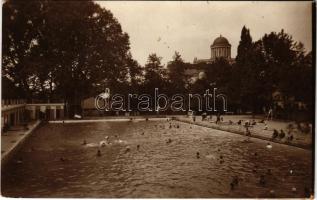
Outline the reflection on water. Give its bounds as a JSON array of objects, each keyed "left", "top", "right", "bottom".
[{"left": 1, "top": 120, "right": 313, "bottom": 198}]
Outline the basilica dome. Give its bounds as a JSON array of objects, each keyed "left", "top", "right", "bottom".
[
  {"left": 192, "top": 34, "right": 232, "bottom": 64},
  {"left": 210, "top": 35, "right": 231, "bottom": 60},
  {"left": 211, "top": 35, "right": 230, "bottom": 47}
]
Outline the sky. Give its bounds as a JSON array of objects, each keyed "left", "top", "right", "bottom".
[{"left": 97, "top": 1, "right": 312, "bottom": 66}]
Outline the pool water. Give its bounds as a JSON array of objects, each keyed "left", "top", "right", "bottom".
[{"left": 1, "top": 120, "right": 313, "bottom": 198}]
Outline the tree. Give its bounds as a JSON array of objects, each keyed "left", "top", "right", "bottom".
[
  {"left": 262, "top": 30, "right": 305, "bottom": 95},
  {"left": 262, "top": 30, "right": 312, "bottom": 119},
  {"left": 235, "top": 26, "right": 271, "bottom": 114},
  {"left": 126, "top": 53, "right": 144, "bottom": 89},
  {"left": 205, "top": 58, "right": 231, "bottom": 89},
  {"left": 1, "top": 76, "right": 26, "bottom": 99},
  {"left": 240, "top": 40, "right": 271, "bottom": 114},
  {"left": 2, "top": 0, "right": 133, "bottom": 116},
  {"left": 167, "top": 52, "right": 187, "bottom": 94},
  {"left": 143, "top": 53, "right": 166, "bottom": 93},
  {"left": 2, "top": 1, "right": 45, "bottom": 99},
  {"left": 236, "top": 26, "right": 253, "bottom": 66},
  {"left": 235, "top": 26, "right": 257, "bottom": 112}
]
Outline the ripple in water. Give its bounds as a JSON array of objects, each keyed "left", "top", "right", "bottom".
[{"left": 1, "top": 121, "right": 313, "bottom": 198}]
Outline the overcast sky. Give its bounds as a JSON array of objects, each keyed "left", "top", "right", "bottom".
[{"left": 97, "top": 1, "right": 312, "bottom": 66}]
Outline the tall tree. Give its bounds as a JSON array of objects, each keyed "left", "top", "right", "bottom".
[
  {"left": 143, "top": 53, "right": 166, "bottom": 93},
  {"left": 235, "top": 26, "right": 255, "bottom": 112},
  {"left": 262, "top": 30, "right": 312, "bottom": 119},
  {"left": 167, "top": 52, "right": 187, "bottom": 94},
  {"left": 236, "top": 26, "right": 253, "bottom": 66},
  {"left": 2, "top": 1, "right": 45, "bottom": 99},
  {"left": 2, "top": 0, "right": 132, "bottom": 116},
  {"left": 235, "top": 26, "right": 271, "bottom": 113},
  {"left": 126, "top": 53, "right": 144, "bottom": 89}
]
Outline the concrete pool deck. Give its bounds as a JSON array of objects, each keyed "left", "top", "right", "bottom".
[
  {"left": 1, "top": 120, "right": 41, "bottom": 166},
  {"left": 175, "top": 116, "right": 312, "bottom": 150}
]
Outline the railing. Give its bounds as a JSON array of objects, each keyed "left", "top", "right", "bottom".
[{"left": 1, "top": 99, "right": 27, "bottom": 107}]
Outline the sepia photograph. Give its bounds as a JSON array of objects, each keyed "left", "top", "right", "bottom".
[{"left": 0, "top": 0, "right": 315, "bottom": 198}]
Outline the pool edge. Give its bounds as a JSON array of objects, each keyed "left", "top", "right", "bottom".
[{"left": 1, "top": 120, "right": 41, "bottom": 168}]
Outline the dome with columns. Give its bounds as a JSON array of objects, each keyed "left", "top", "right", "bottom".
[
  {"left": 212, "top": 35, "right": 230, "bottom": 47},
  {"left": 210, "top": 35, "right": 231, "bottom": 60}
]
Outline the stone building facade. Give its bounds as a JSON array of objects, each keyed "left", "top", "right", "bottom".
[
  {"left": 185, "top": 35, "right": 235, "bottom": 82},
  {"left": 193, "top": 35, "right": 232, "bottom": 64}
]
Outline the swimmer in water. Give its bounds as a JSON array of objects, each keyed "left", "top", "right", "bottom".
[
  {"left": 196, "top": 152, "right": 200, "bottom": 159},
  {"left": 230, "top": 176, "right": 239, "bottom": 190},
  {"left": 125, "top": 146, "right": 130, "bottom": 153},
  {"left": 259, "top": 175, "right": 266, "bottom": 186},
  {"left": 232, "top": 176, "right": 239, "bottom": 185},
  {"left": 230, "top": 182, "right": 235, "bottom": 190},
  {"left": 252, "top": 165, "right": 258, "bottom": 173},
  {"left": 137, "top": 144, "right": 140, "bottom": 150},
  {"left": 266, "top": 143, "right": 273, "bottom": 149},
  {"left": 97, "top": 149, "right": 102, "bottom": 157},
  {"left": 82, "top": 139, "right": 87, "bottom": 145},
  {"left": 100, "top": 141, "right": 106, "bottom": 147},
  {"left": 269, "top": 190, "right": 275, "bottom": 197},
  {"left": 60, "top": 157, "right": 67, "bottom": 162},
  {"left": 16, "top": 157, "right": 23, "bottom": 164}
]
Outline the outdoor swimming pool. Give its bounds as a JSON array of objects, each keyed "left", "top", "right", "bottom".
[{"left": 1, "top": 119, "right": 313, "bottom": 198}]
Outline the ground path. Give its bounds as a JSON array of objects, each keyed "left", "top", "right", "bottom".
[{"left": 174, "top": 115, "right": 312, "bottom": 150}]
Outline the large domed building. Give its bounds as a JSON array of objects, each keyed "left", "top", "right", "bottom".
[
  {"left": 183, "top": 35, "right": 235, "bottom": 83},
  {"left": 210, "top": 35, "right": 231, "bottom": 61},
  {"left": 193, "top": 35, "right": 232, "bottom": 64}
]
